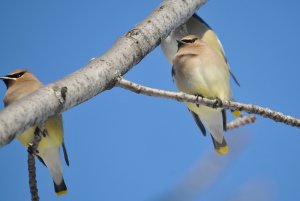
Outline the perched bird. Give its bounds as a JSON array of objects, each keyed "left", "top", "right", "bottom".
[
  {"left": 161, "top": 14, "right": 241, "bottom": 153},
  {"left": 0, "top": 70, "right": 69, "bottom": 195},
  {"left": 161, "top": 13, "right": 240, "bottom": 87},
  {"left": 172, "top": 35, "right": 233, "bottom": 154}
]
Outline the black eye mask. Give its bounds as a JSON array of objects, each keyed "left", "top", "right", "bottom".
[
  {"left": 6, "top": 71, "right": 27, "bottom": 79},
  {"left": 181, "top": 38, "right": 197, "bottom": 44}
]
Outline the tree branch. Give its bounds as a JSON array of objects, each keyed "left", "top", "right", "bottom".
[
  {"left": 226, "top": 115, "right": 256, "bottom": 130},
  {"left": 27, "top": 127, "right": 44, "bottom": 201},
  {"left": 116, "top": 77, "right": 300, "bottom": 128},
  {"left": 0, "top": 0, "right": 208, "bottom": 147}
]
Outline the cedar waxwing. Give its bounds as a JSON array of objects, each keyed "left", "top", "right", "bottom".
[
  {"left": 0, "top": 70, "right": 69, "bottom": 195},
  {"left": 161, "top": 13, "right": 240, "bottom": 87},
  {"left": 172, "top": 35, "right": 233, "bottom": 154}
]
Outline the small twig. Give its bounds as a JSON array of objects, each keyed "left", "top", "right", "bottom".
[
  {"left": 226, "top": 116, "right": 256, "bottom": 130},
  {"left": 116, "top": 77, "right": 300, "bottom": 128},
  {"left": 27, "top": 127, "right": 44, "bottom": 201}
]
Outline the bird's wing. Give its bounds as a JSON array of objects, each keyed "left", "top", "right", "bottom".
[
  {"left": 62, "top": 142, "right": 69, "bottom": 166},
  {"left": 161, "top": 13, "right": 240, "bottom": 86},
  {"left": 189, "top": 109, "right": 206, "bottom": 136},
  {"left": 190, "top": 14, "right": 240, "bottom": 86},
  {"left": 222, "top": 109, "right": 227, "bottom": 131},
  {"left": 37, "top": 155, "right": 47, "bottom": 166}
]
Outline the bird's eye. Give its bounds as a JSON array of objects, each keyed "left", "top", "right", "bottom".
[{"left": 15, "top": 73, "right": 23, "bottom": 78}]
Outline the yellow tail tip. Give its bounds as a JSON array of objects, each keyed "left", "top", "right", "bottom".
[
  {"left": 216, "top": 146, "right": 229, "bottom": 155},
  {"left": 56, "top": 190, "right": 67, "bottom": 196},
  {"left": 232, "top": 110, "right": 241, "bottom": 117}
]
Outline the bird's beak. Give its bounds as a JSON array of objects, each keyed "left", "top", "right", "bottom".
[{"left": 0, "top": 76, "right": 15, "bottom": 81}]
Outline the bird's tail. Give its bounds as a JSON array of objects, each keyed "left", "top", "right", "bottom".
[
  {"left": 196, "top": 106, "right": 229, "bottom": 154},
  {"left": 42, "top": 148, "right": 68, "bottom": 196},
  {"left": 198, "top": 107, "right": 224, "bottom": 142},
  {"left": 211, "top": 136, "right": 228, "bottom": 155},
  {"left": 54, "top": 178, "right": 68, "bottom": 196}
]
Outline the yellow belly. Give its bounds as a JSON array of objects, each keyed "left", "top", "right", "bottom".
[{"left": 17, "top": 115, "right": 63, "bottom": 150}]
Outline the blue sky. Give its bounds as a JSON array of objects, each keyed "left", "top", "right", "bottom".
[{"left": 0, "top": 0, "right": 300, "bottom": 201}]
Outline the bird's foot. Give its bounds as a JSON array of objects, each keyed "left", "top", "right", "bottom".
[
  {"left": 27, "top": 143, "right": 39, "bottom": 155},
  {"left": 42, "top": 129, "right": 48, "bottom": 137},
  {"left": 34, "top": 127, "right": 41, "bottom": 136},
  {"left": 212, "top": 97, "right": 223, "bottom": 108},
  {"left": 195, "top": 94, "right": 203, "bottom": 108},
  {"left": 34, "top": 127, "right": 48, "bottom": 137}
]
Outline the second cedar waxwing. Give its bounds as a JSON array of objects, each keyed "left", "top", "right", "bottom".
[
  {"left": 0, "top": 70, "right": 69, "bottom": 195},
  {"left": 161, "top": 13, "right": 240, "bottom": 87},
  {"left": 172, "top": 35, "right": 233, "bottom": 154}
]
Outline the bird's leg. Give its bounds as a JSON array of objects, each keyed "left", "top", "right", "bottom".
[{"left": 195, "top": 93, "right": 203, "bottom": 108}]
